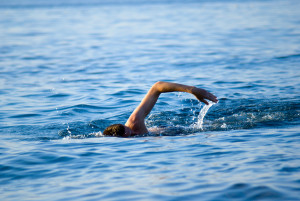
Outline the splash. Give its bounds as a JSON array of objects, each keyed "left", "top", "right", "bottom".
[{"left": 194, "top": 102, "right": 215, "bottom": 130}]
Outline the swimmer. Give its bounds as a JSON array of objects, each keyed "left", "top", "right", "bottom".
[{"left": 103, "top": 81, "right": 218, "bottom": 137}]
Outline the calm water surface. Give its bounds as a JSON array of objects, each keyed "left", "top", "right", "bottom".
[{"left": 0, "top": 0, "right": 300, "bottom": 200}]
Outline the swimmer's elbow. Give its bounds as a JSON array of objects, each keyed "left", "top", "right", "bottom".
[
  {"left": 153, "top": 81, "right": 164, "bottom": 88},
  {"left": 152, "top": 81, "right": 165, "bottom": 93}
]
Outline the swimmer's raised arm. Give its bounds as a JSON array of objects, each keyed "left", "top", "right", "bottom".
[
  {"left": 125, "top": 81, "right": 218, "bottom": 134},
  {"left": 138, "top": 81, "right": 217, "bottom": 118},
  {"left": 104, "top": 81, "right": 217, "bottom": 137}
]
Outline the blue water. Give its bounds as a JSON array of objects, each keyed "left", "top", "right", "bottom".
[{"left": 1, "top": 0, "right": 300, "bottom": 200}]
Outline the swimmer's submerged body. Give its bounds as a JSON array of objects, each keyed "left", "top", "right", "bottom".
[{"left": 103, "top": 81, "right": 218, "bottom": 137}]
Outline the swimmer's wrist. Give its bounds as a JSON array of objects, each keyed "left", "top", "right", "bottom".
[{"left": 190, "top": 86, "right": 197, "bottom": 94}]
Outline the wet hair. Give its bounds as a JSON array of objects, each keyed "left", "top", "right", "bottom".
[{"left": 103, "top": 124, "right": 125, "bottom": 137}]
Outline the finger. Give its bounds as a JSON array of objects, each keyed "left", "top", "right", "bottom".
[
  {"left": 209, "top": 96, "right": 218, "bottom": 103},
  {"left": 208, "top": 92, "right": 217, "bottom": 99},
  {"left": 201, "top": 99, "right": 209, "bottom": 105},
  {"left": 207, "top": 93, "right": 218, "bottom": 103},
  {"left": 205, "top": 95, "right": 214, "bottom": 103}
]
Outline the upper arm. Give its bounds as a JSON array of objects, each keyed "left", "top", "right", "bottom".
[
  {"left": 125, "top": 82, "right": 161, "bottom": 133},
  {"left": 129, "top": 82, "right": 161, "bottom": 120}
]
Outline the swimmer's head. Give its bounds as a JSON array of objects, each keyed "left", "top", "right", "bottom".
[
  {"left": 103, "top": 124, "right": 125, "bottom": 137},
  {"left": 103, "top": 124, "right": 135, "bottom": 137}
]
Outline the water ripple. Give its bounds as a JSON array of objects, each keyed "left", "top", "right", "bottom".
[{"left": 1, "top": 0, "right": 300, "bottom": 200}]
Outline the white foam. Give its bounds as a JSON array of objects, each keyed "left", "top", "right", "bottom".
[{"left": 194, "top": 102, "right": 215, "bottom": 130}]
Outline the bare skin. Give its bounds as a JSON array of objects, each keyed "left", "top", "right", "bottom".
[{"left": 123, "top": 81, "right": 218, "bottom": 137}]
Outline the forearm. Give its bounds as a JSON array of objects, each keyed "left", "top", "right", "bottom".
[
  {"left": 153, "top": 81, "right": 218, "bottom": 105},
  {"left": 153, "top": 81, "right": 195, "bottom": 94}
]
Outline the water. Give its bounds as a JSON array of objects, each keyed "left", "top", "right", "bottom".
[
  {"left": 1, "top": 0, "right": 300, "bottom": 200},
  {"left": 194, "top": 102, "right": 215, "bottom": 130}
]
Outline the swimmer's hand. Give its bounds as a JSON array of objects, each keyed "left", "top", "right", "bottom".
[{"left": 192, "top": 87, "right": 218, "bottom": 105}]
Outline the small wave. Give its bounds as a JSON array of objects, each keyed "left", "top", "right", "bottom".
[
  {"left": 214, "top": 183, "right": 285, "bottom": 200},
  {"left": 47, "top": 93, "right": 70, "bottom": 98},
  {"left": 58, "top": 120, "right": 111, "bottom": 139},
  {"left": 213, "top": 81, "right": 245, "bottom": 85},
  {"left": 9, "top": 113, "right": 41, "bottom": 118},
  {"left": 21, "top": 55, "right": 51, "bottom": 61},
  {"left": 62, "top": 131, "right": 103, "bottom": 140},
  {"left": 59, "top": 104, "right": 121, "bottom": 111},
  {"left": 275, "top": 53, "right": 300, "bottom": 60}
]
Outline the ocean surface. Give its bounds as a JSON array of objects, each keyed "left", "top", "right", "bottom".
[{"left": 1, "top": 0, "right": 300, "bottom": 200}]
